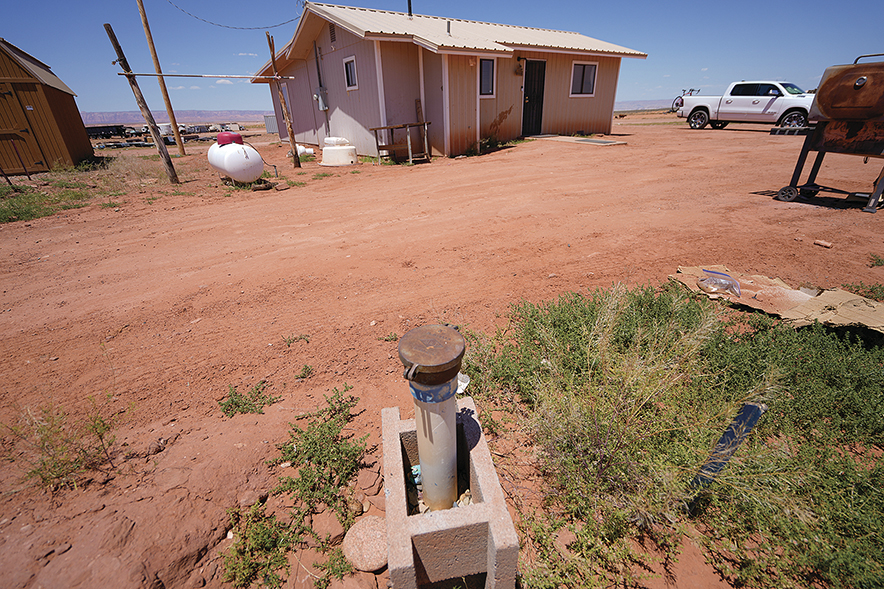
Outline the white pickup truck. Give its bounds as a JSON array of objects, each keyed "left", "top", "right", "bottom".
[{"left": 676, "top": 81, "right": 814, "bottom": 129}]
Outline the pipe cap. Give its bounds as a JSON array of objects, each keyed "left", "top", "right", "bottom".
[{"left": 398, "top": 325, "right": 465, "bottom": 385}]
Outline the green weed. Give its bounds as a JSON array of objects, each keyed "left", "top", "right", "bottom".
[
  {"left": 465, "top": 283, "right": 884, "bottom": 589},
  {"left": 287, "top": 180, "right": 306, "bottom": 188},
  {"left": 272, "top": 385, "right": 367, "bottom": 530},
  {"left": 0, "top": 184, "right": 92, "bottom": 222},
  {"left": 377, "top": 332, "right": 398, "bottom": 342},
  {"left": 2, "top": 394, "right": 128, "bottom": 491},
  {"left": 219, "top": 381, "right": 281, "bottom": 417},
  {"left": 311, "top": 173, "right": 333, "bottom": 180},
  {"left": 223, "top": 501, "right": 293, "bottom": 589},
  {"left": 313, "top": 547, "right": 353, "bottom": 589},
  {"left": 223, "top": 385, "right": 368, "bottom": 587},
  {"left": 870, "top": 253, "right": 884, "bottom": 267},
  {"left": 842, "top": 281, "right": 884, "bottom": 302},
  {"left": 282, "top": 334, "right": 310, "bottom": 346},
  {"left": 296, "top": 365, "right": 314, "bottom": 379}
]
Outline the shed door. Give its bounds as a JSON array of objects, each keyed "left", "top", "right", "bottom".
[
  {"left": 0, "top": 82, "right": 46, "bottom": 174},
  {"left": 522, "top": 60, "right": 546, "bottom": 136}
]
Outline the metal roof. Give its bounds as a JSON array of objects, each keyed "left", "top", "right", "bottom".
[
  {"left": 253, "top": 3, "right": 646, "bottom": 82},
  {"left": 297, "top": 2, "right": 645, "bottom": 58},
  {"left": 0, "top": 38, "right": 77, "bottom": 96}
]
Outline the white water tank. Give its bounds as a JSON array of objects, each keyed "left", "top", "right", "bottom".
[{"left": 320, "top": 136, "right": 357, "bottom": 166}]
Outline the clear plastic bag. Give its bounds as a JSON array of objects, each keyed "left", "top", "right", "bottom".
[{"left": 697, "top": 269, "right": 741, "bottom": 298}]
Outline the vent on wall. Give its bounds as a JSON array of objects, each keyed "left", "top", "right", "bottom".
[{"left": 329, "top": 23, "right": 336, "bottom": 44}]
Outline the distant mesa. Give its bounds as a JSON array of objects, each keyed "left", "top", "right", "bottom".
[
  {"left": 613, "top": 99, "right": 672, "bottom": 112},
  {"left": 81, "top": 110, "right": 272, "bottom": 125}
]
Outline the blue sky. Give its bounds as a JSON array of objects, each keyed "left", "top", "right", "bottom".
[{"left": 3, "top": 0, "right": 882, "bottom": 112}]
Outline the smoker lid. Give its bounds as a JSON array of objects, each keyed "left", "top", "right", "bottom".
[{"left": 810, "top": 55, "right": 884, "bottom": 122}]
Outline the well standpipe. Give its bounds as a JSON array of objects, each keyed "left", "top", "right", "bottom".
[{"left": 398, "top": 325, "right": 465, "bottom": 511}]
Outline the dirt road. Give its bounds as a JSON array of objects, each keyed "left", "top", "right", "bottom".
[{"left": 1, "top": 112, "right": 882, "bottom": 588}]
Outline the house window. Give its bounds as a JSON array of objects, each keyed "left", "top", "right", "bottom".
[
  {"left": 570, "top": 61, "right": 597, "bottom": 97},
  {"left": 343, "top": 56, "right": 358, "bottom": 90},
  {"left": 479, "top": 58, "right": 495, "bottom": 97}
]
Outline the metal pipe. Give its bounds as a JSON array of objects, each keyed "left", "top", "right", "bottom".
[{"left": 399, "top": 325, "right": 465, "bottom": 511}]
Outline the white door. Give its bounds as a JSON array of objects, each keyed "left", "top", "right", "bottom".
[{"left": 717, "top": 83, "right": 758, "bottom": 121}]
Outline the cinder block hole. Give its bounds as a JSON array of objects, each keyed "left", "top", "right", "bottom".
[
  {"left": 418, "top": 572, "right": 487, "bottom": 589},
  {"left": 399, "top": 409, "right": 485, "bottom": 516}
]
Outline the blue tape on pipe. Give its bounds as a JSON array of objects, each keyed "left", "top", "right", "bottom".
[{"left": 409, "top": 377, "right": 457, "bottom": 403}]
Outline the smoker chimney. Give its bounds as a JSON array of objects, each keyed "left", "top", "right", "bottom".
[{"left": 407, "top": 1, "right": 412, "bottom": 17}]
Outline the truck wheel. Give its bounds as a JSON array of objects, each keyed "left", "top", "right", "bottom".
[
  {"left": 779, "top": 110, "right": 808, "bottom": 128},
  {"left": 777, "top": 186, "right": 799, "bottom": 202},
  {"left": 710, "top": 121, "right": 729, "bottom": 129},
  {"left": 688, "top": 110, "right": 709, "bottom": 129}
]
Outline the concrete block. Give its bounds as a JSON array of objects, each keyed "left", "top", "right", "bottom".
[{"left": 382, "top": 397, "right": 518, "bottom": 589}]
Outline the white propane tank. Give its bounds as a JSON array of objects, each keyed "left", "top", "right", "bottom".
[
  {"left": 207, "top": 132, "right": 264, "bottom": 183},
  {"left": 223, "top": 144, "right": 263, "bottom": 183},
  {"left": 207, "top": 142, "right": 226, "bottom": 174}
]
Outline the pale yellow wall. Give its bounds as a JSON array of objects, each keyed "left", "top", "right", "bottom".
[
  {"left": 420, "top": 49, "right": 445, "bottom": 156},
  {"left": 446, "top": 54, "right": 478, "bottom": 155},
  {"left": 316, "top": 25, "right": 383, "bottom": 154},
  {"left": 479, "top": 56, "right": 522, "bottom": 143}
]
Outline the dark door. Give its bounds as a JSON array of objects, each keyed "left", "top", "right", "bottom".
[{"left": 522, "top": 60, "right": 546, "bottom": 136}]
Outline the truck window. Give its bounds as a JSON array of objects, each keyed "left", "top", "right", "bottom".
[
  {"left": 730, "top": 84, "right": 759, "bottom": 96},
  {"left": 756, "top": 84, "right": 781, "bottom": 96},
  {"left": 780, "top": 83, "right": 806, "bottom": 95}
]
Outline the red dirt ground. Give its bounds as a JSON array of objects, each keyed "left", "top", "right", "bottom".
[{"left": 1, "top": 111, "right": 882, "bottom": 588}]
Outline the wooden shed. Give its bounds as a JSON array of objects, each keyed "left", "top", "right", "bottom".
[
  {"left": 0, "top": 38, "right": 93, "bottom": 175},
  {"left": 252, "top": 2, "right": 646, "bottom": 158}
]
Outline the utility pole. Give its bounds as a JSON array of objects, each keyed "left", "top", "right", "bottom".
[
  {"left": 267, "top": 33, "right": 300, "bottom": 168},
  {"left": 135, "top": 0, "right": 186, "bottom": 156},
  {"left": 104, "top": 23, "right": 179, "bottom": 184}
]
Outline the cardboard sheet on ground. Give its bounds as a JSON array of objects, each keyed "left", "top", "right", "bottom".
[{"left": 672, "top": 266, "right": 884, "bottom": 334}]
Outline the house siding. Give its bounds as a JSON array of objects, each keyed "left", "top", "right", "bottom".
[
  {"left": 320, "top": 27, "right": 381, "bottom": 154},
  {"left": 479, "top": 56, "right": 522, "bottom": 144},
  {"left": 275, "top": 25, "right": 384, "bottom": 155},
  {"left": 532, "top": 51, "right": 621, "bottom": 136},
  {"left": 420, "top": 49, "right": 445, "bottom": 156},
  {"left": 446, "top": 54, "right": 478, "bottom": 156},
  {"left": 257, "top": 7, "right": 642, "bottom": 159},
  {"left": 275, "top": 65, "right": 322, "bottom": 148}
]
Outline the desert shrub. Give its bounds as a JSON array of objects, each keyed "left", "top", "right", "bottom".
[
  {"left": 219, "top": 381, "right": 281, "bottom": 417},
  {"left": 464, "top": 283, "right": 883, "bottom": 588}
]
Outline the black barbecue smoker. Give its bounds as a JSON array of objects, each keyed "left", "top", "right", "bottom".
[{"left": 774, "top": 54, "right": 884, "bottom": 213}]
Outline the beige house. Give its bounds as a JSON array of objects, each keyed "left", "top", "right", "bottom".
[{"left": 253, "top": 2, "right": 646, "bottom": 157}]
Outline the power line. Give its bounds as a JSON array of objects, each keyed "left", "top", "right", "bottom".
[{"left": 164, "top": 0, "right": 301, "bottom": 30}]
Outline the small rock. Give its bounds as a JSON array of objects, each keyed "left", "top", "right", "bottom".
[
  {"left": 310, "top": 510, "right": 346, "bottom": 546},
  {"left": 357, "top": 465, "right": 383, "bottom": 496},
  {"left": 814, "top": 239, "right": 834, "bottom": 248},
  {"left": 342, "top": 515, "right": 387, "bottom": 572},
  {"left": 146, "top": 440, "right": 165, "bottom": 455}
]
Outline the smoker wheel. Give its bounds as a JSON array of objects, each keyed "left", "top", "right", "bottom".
[{"left": 777, "top": 186, "right": 799, "bottom": 202}]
